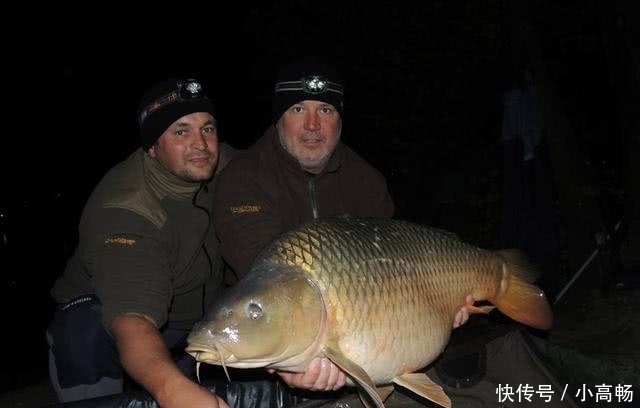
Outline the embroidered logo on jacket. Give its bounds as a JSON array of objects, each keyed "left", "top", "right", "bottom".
[
  {"left": 104, "top": 237, "right": 136, "bottom": 246},
  {"left": 230, "top": 205, "right": 261, "bottom": 214}
]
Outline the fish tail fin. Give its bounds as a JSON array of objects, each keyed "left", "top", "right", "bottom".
[{"left": 492, "top": 249, "right": 553, "bottom": 330}]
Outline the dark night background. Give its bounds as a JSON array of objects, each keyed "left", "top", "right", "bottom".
[{"left": 1, "top": 0, "right": 638, "bottom": 401}]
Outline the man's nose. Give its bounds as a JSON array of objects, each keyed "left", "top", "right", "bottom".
[
  {"left": 304, "top": 111, "right": 321, "bottom": 131},
  {"left": 192, "top": 133, "right": 208, "bottom": 149}
]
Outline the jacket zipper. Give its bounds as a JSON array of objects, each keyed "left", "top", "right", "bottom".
[{"left": 308, "top": 177, "right": 319, "bottom": 219}]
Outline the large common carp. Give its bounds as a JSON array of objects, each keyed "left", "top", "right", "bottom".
[{"left": 186, "top": 216, "right": 553, "bottom": 408}]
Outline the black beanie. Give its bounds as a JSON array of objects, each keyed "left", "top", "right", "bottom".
[
  {"left": 137, "top": 78, "right": 216, "bottom": 150},
  {"left": 272, "top": 58, "right": 344, "bottom": 122}
]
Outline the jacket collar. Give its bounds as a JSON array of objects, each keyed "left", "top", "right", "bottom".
[{"left": 144, "top": 152, "right": 202, "bottom": 201}]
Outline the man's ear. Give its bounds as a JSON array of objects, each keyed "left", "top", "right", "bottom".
[{"left": 148, "top": 146, "right": 157, "bottom": 158}]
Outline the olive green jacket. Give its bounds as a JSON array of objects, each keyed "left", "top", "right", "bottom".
[{"left": 51, "top": 143, "right": 237, "bottom": 330}]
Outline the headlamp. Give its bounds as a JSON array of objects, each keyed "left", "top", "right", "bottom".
[
  {"left": 275, "top": 75, "right": 344, "bottom": 96},
  {"left": 138, "top": 79, "right": 207, "bottom": 126}
]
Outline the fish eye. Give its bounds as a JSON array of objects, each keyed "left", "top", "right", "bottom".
[{"left": 246, "top": 302, "right": 263, "bottom": 320}]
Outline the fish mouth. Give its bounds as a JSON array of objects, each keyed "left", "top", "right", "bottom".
[
  {"left": 185, "top": 343, "right": 237, "bottom": 383},
  {"left": 186, "top": 343, "right": 279, "bottom": 383},
  {"left": 185, "top": 344, "right": 237, "bottom": 365}
]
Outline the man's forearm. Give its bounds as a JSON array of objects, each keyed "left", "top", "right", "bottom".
[{"left": 110, "top": 314, "right": 191, "bottom": 405}]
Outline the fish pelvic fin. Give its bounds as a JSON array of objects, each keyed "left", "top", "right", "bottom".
[
  {"left": 494, "top": 249, "right": 553, "bottom": 330},
  {"left": 376, "top": 385, "right": 394, "bottom": 402},
  {"left": 393, "top": 373, "right": 452, "bottom": 408},
  {"left": 323, "top": 345, "right": 384, "bottom": 408}
]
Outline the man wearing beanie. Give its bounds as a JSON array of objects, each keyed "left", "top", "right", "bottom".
[
  {"left": 46, "top": 78, "right": 237, "bottom": 408},
  {"left": 213, "top": 57, "right": 395, "bottom": 274},
  {"left": 213, "top": 58, "right": 395, "bottom": 390}
]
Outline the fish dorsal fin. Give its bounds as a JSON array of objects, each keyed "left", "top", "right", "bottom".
[
  {"left": 324, "top": 345, "right": 385, "bottom": 408},
  {"left": 393, "top": 372, "right": 452, "bottom": 408}
]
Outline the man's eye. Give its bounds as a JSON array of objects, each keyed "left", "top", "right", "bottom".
[{"left": 175, "top": 129, "right": 186, "bottom": 136}]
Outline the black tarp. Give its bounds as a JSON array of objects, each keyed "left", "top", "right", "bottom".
[{"left": 42, "top": 327, "right": 640, "bottom": 408}]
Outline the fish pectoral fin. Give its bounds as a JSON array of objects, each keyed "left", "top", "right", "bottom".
[
  {"left": 376, "top": 384, "right": 395, "bottom": 402},
  {"left": 393, "top": 373, "right": 452, "bottom": 408},
  {"left": 324, "top": 346, "right": 385, "bottom": 408}
]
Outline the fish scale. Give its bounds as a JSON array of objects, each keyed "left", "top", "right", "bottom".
[
  {"left": 187, "top": 216, "right": 553, "bottom": 408},
  {"left": 268, "top": 218, "right": 494, "bottom": 377}
]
